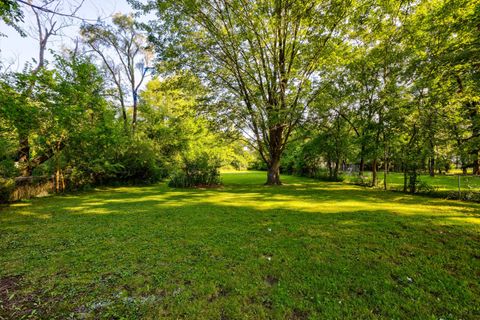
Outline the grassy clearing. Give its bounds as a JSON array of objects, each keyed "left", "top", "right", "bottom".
[
  {"left": 343, "top": 171, "right": 480, "bottom": 193},
  {"left": 1, "top": 171, "right": 479, "bottom": 319}
]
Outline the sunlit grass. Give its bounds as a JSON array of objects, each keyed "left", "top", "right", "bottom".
[
  {"left": 0, "top": 171, "right": 479, "bottom": 319},
  {"left": 346, "top": 171, "right": 480, "bottom": 192}
]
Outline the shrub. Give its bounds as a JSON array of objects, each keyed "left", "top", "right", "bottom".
[
  {"left": 113, "top": 138, "right": 163, "bottom": 184},
  {"left": 0, "top": 159, "right": 18, "bottom": 178},
  {"left": 0, "top": 178, "right": 15, "bottom": 203},
  {"left": 169, "top": 153, "right": 221, "bottom": 188},
  {"left": 66, "top": 137, "right": 163, "bottom": 189},
  {"left": 462, "top": 191, "right": 480, "bottom": 202},
  {"left": 416, "top": 180, "right": 438, "bottom": 194},
  {"left": 351, "top": 175, "right": 370, "bottom": 186},
  {"left": 313, "top": 170, "right": 345, "bottom": 182}
]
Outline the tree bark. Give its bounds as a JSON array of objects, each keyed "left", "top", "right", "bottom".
[
  {"left": 359, "top": 156, "right": 365, "bottom": 176},
  {"left": 473, "top": 153, "right": 480, "bottom": 175},
  {"left": 371, "top": 158, "right": 377, "bottom": 187},
  {"left": 327, "top": 159, "right": 332, "bottom": 179},
  {"left": 18, "top": 135, "right": 32, "bottom": 176},
  {"left": 334, "top": 159, "right": 339, "bottom": 181},
  {"left": 429, "top": 157, "right": 435, "bottom": 177},
  {"left": 266, "top": 159, "right": 281, "bottom": 185},
  {"left": 132, "top": 95, "right": 138, "bottom": 131},
  {"left": 409, "top": 170, "right": 417, "bottom": 194},
  {"left": 265, "top": 125, "right": 284, "bottom": 185},
  {"left": 383, "top": 159, "right": 387, "bottom": 190}
]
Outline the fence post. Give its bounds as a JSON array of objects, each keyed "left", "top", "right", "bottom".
[{"left": 458, "top": 175, "right": 461, "bottom": 199}]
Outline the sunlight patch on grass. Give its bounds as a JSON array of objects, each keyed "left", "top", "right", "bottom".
[
  {"left": 18, "top": 211, "right": 51, "bottom": 219},
  {"left": 9, "top": 202, "right": 32, "bottom": 208},
  {"left": 72, "top": 207, "right": 114, "bottom": 215},
  {"left": 447, "top": 216, "right": 480, "bottom": 224},
  {"left": 25, "top": 172, "right": 477, "bottom": 223},
  {"left": 0, "top": 171, "right": 478, "bottom": 319},
  {"left": 130, "top": 187, "right": 478, "bottom": 221}
]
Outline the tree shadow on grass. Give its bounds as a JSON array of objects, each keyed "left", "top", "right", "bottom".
[
  {"left": 0, "top": 184, "right": 479, "bottom": 319},
  {"left": 2, "top": 178, "right": 479, "bottom": 226},
  {"left": 0, "top": 173, "right": 479, "bottom": 318}
]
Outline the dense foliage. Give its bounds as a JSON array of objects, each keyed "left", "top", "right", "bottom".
[
  {"left": 0, "top": 54, "right": 251, "bottom": 201},
  {"left": 0, "top": 0, "right": 479, "bottom": 199},
  {"left": 129, "top": 0, "right": 480, "bottom": 187}
]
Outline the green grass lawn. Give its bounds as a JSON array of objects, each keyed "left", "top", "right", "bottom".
[
  {"left": 1, "top": 171, "right": 479, "bottom": 319},
  {"left": 344, "top": 171, "right": 480, "bottom": 193}
]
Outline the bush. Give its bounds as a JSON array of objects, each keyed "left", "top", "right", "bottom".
[
  {"left": 0, "top": 159, "right": 18, "bottom": 178},
  {"left": 416, "top": 180, "right": 438, "bottom": 194},
  {"left": 114, "top": 141, "right": 162, "bottom": 183},
  {"left": 169, "top": 153, "right": 222, "bottom": 188},
  {"left": 249, "top": 158, "right": 268, "bottom": 171},
  {"left": 312, "top": 171, "right": 345, "bottom": 182},
  {"left": 0, "top": 178, "right": 15, "bottom": 203},
  {"left": 350, "top": 175, "right": 370, "bottom": 186},
  {"left": 462, "top": 191, "right": 480, "bottom": 202},
  {"left": 65, "top": 137, "right": 163, "bottom": 189}
]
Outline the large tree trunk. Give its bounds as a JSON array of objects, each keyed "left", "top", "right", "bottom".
[
  {"left": 409, "top": 170, "right": 417, "bottom": 194},
  {"left": 333, "top": 159, "right": 339, "bottom": 181},
  {"left": 18, "top": 135, "right": 32, "bottom": 176},
  {"left": 359, "top": 154, "right": 365, "bottom": 176},
  {"left": 327, "top": 159, "right": 333, "bottom": 179},
  {"left": 429, "top": 157, "right": 435, "bottom": 177},
  {"left": 266, "top": 159, "right": 281, "bottom": 185},
  {"left": 265, "top": 125, "right": 284, "bottom": 185}
]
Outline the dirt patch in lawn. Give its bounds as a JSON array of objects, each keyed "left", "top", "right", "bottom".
[
  {"left": 0, "top": 275, "right": 32, "bottom": 318},
  {"left": 0, "top": 275, "right": 58, "bottom": 318}
]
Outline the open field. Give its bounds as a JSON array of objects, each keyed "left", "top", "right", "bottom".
[
  {"left": 343, "top": 171, "right": 480, "bottom": 193},
  {"left": 1, "top": 171, "right": 479, "bottom": 319}
]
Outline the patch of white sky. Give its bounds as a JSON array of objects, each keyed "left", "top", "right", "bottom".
[{"left": 0, "top": 0, "right": 138, "bottom": 71}]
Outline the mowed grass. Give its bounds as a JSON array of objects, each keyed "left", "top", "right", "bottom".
[
  {"left": 0, "top": 171, "right": 479, "bottom": 319},
  {"left": 344, "top": 171, "right": 480, "bottom": 192}
]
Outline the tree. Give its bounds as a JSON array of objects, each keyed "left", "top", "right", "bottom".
[
  {"left": 7, "top": 0, "right": 86, "bottom": 176},
  {"left": 406, "top": 0, "right": 480, "bottom": 175},
  {"left": 139, "top": 71, "right": 251, "bottom": 176},
  {"left": 1, "top": 0, "right": 106, "bottom": 37},
  {"left": 81, "top": 13, "right": 152, "bottom": 132},
  {"left": 0, "top": 0, "right": 24, "bottom": 36},
  {"left": 3, "top": 54, "right": 103, "bottom": 164},
  {"left": 139, "top": 0, "right": 354, "bottom": 184}
]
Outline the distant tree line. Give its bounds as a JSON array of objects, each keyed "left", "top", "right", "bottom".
[{"left": 0, "top": 0, "right": 478, "bottom": 199}]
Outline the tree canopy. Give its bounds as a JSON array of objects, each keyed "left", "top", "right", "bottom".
[{"left": 0, "top": 0, "right": 479, "bottom": 198}]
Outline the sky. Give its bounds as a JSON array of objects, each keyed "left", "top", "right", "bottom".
[{"left": 0, "top": 0, "right": 136, "bottom": 71}]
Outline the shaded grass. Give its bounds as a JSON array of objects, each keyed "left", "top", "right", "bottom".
[{"left": 0, "top": 171, "right": 479, "bottom": 319}]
